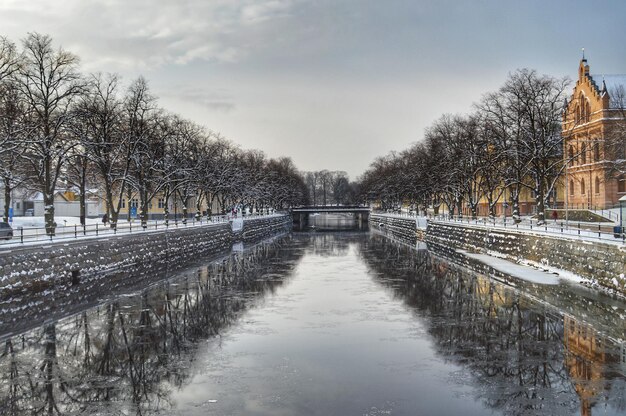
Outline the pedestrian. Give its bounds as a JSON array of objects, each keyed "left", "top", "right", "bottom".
[
  {"left": 551, "top": 210, "right": 558, "bottom": 222},
  {"left": 102, "top": 213, "right": 108, "bottom": 225}
]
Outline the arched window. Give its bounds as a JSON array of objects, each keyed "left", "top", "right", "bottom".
[
  {"left": 581, "top": 142, "right": 587, "bottom": 164},
  {"left": 575, "top": 105, "right": 581, "bottom": 123},
  {"left": 619, "top": 175, "right": 626, "bottom": 193},
  {"left": 581, "top": 179, "right": 586, "bottom": 195},
  {"left": 568, "top": 145, "right": 574, "bottom": 161},
  {"left": 593, "top": 141, "right": 600, "bottom": 161},
  {"left": 595, "top": 176, "right": 600, "bottom": 194},
  {"left": 570, "top": 180, "right": 575, "bottom": 195},
  {"left": 586, "top": 101, "right": 591, "bottom": 122}
]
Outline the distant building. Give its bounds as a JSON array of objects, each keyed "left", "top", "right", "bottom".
[{"left": 563, "top": 57, "right": 626, "bottom": 209}]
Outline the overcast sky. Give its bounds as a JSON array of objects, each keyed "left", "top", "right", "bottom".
[{"left": 1, "top": 0, "right": 626, "bottom": 178}]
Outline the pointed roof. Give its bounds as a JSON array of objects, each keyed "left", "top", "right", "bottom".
[{"left": 592, "top": 74, "right": 626, "bottom": 108}]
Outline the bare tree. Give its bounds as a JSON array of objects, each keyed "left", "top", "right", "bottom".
[
  {"left": 0, "top": 81, "right": 28, "bottom": 222},
  {"left": 504, "top": 69, "right": 569, "bottom": 224},
  {"left": 17, "top": 33, "right": 83, "bottom": 234}
]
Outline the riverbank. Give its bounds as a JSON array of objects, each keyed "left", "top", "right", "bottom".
[
  {"left": 370, "top": 212, "right": 626, "bottom": 297},
  {"left": 0, "top": 214, "right": 291, "bottom": 308}
]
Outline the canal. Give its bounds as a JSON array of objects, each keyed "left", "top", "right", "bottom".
[{"left": 1, "top": 225, "right": 626, "bottom": 415}]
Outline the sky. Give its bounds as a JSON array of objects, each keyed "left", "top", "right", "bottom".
[{"left": 1, "top": 0, "right": 626, "bottom": 179}]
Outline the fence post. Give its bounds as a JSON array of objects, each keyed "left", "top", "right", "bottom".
[
  {"left": 75, "top": 224, "right": 77, "bottom": 238},
  {"left": 20, "top": 227, "right": 23, "bottom": 243},
  {"left": 96, "top": 223, "right": 99, "bottom": 236},
  {"left": 578, "top": 222, "right": 580, "bottom": 235}
]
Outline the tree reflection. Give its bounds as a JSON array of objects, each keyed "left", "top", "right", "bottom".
[
  {"left": 359, "top": 234, "right": 626, "bottom": 416},
  {"left": 0, "top": 237, "right": 306, "bottom": 416}
]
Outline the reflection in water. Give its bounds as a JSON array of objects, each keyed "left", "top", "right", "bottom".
[
  {"left": 307, "top": 212, "right": 366, "bottom": 231},
  {"left": 1, "top": 233, "right": 626, "bottom": 415},
  {"left": 0, "top": 236, "right": 307, "bottom": 416},
  {"left": 360, "top": 235, "right": 626, "bottom": 416}
]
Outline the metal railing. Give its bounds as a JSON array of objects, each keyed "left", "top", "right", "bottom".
[
  {"left": 0, "top": 212, "right": 276, "bottom": 246},
  {"left": 435, "top": 215, "right": 624, "bottom": 244},
  {"left": 371, "top": 210, "right": 625, "bottom": 244}
]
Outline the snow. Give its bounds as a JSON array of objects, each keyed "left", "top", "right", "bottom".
[
  {"left": 458, "top": 250, "right": 584, "bottom": 285},
  {"left": 11, "top": 216, "right": 101, "bottom": 229},
  {"left": 0, "top": 213, "right": 284, "bottom": 250}
]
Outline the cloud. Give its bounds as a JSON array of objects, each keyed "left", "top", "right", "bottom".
[
  {"left": 0, "top": 0, "right": 298, "bottom": 71},
  {"left": 162, "top": 86, "right": 236, "bottom": 113}
]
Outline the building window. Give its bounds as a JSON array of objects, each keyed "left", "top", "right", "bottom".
[
  {"left": 158, "top": 198, "right": 165, "bottom": 209},
  {"left": 568, "top": 145, "right": 574, "bottom": 162},
  {"left": 619, "top": 176, "right": 626, "bottom": 193},
  {"left": 16, "top": 202, "right": 20, "bottom": 209},
  {"left": 581, "top": 179, "right": 586, "bottom": 195},
  {"left": 570, "top": 180, "right": 575, "bottom": 196},
  {"left": 121, "top": 199, "right": 126, "bottom": 208},
  {"left": 594, "top": 141, "right": 600, "bottom": 162},
  {"left": 131, "top": 198, "right": 138, "bottom": 208},
  {"left": 595, "top": 176, "right": 600, "bottom": 194},
  {"left": 581, "top": 142, "right": 587, "bottom": 164}
]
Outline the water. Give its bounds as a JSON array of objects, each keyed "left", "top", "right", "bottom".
[{"left": 1, "top": 232, "right": 626, "bottom": 415}]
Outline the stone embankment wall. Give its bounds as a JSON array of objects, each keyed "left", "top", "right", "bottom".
[
  {"left": 0, "top": 215, "right": 291, "bottom": 298},
  {"left": 240, "top": 215, "right": 292, "bottom": 242},
  {"left": 370, "top": 213, "right": 626, "bottom": 295},
  {"left": 369, "top": 214, "right": 421, "bottom": 245},
  {"left": 426, "top": 221, "right": 626, "bottom": 293}
]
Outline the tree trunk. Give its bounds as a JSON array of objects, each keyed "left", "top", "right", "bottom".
[
  {"left": 126, "top": 187, "right": 133, "bottom": 222},
  {"left": 79, "top": 157, "right": 86, "bottom": 226},
  {"left": 163, "top": 186, "right": 170, "bottom": 225},
  {"left": 3, "top": 178, "right": 10, "bottom": 223},
  {"left": 536, "top": 182, "right": 546, "bottom": 225},
  {"left": 182, "top": 196, "right": 188, "bottom": 224},
  {"left": 44, "top": 157, "right": 56, "bottom": 236},
  {"left": 140, "top": 189, "right": 148, "bottom": 228},
  {"left": 107, "top": 186, "right": 117, "bottom": 229},
  {"left": 510, "top": 186, "right": 521, "bottom": 223}
]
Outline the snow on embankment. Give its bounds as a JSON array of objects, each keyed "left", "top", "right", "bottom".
[{"left": 426, "top": 221, "right": 626, "bottom": 296}]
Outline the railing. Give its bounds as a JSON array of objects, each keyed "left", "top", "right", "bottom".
[
  {"left": 0, "top": 212, "right": 276, "bottom": 247},
  {"left": 371, "top": 210, "right": 625, "bottom": 244},
  {"left": 435, "top": 215, "right": 624, "bottom": 244}
]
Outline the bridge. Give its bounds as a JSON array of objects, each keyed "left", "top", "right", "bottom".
[{"left": 291, "top": 206, "right": 371, "bottom": 230}]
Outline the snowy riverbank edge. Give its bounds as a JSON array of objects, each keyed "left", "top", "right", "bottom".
[{"left": 370, "top": 213, "right": 626, "bottom": 298}]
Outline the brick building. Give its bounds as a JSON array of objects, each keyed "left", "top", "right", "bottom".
[{"left": 563, "top": 56, "right": 626, "bottom": 209}]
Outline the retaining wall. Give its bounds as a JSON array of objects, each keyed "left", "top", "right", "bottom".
[
  {"left": 369, "top": 214, "right": 421, "bottom": 245},
  {"left": 427, "top": 221, "right": 626, "bottom": 293},
  {"left": 370, "top": 213, "right": 626, "bottom": 295},
  {"left": 0, "top": 215, "right": 291, "bottom": 299}
]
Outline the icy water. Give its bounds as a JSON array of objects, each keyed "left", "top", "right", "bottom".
[{"left": 1, "top": 232, "right": 626, "bottom": 416}]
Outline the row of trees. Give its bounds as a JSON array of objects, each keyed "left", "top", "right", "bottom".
[
  {"left": 303, "top": 170, "right": 358, "bottom": 206},
  {"left": 359, "top": 69, "right": 572, "bottom": 224},
  {"left": 0, "top": 33, "right": 308, "bottom": 234}
]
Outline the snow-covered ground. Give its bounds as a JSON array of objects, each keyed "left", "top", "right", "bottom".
[
  {"left": 375, "top": 211, "right": 625, "bottom": 245},
  {"left": 459, "top": 250, "right": 584, "bottom": 285},
  {"left": 0, "top": 214, "right": 283, "bottom": 248},
  {"left": 11, "top": 216, "right": 102, "bottom": 228}
]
